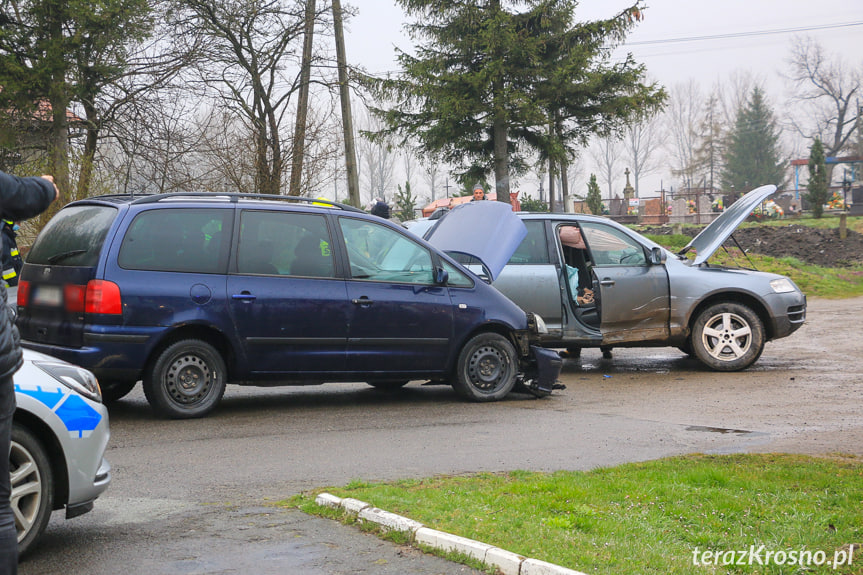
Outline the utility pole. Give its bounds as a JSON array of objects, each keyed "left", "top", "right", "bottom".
[
  {"left": 289, "top": 0, "right": 316, "bottom": 196},
  {"left": 332, "top": 0, "right": 360, "bottom": 207}
]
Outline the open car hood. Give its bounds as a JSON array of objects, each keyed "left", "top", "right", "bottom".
[
  {"left": 423, "top": 201, "right": 527, "bottom": 281},
  {"left": 684, "top": 184, "right": 777, "bottom": 265}
]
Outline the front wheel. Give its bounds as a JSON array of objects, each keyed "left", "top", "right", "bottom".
[
  {"left": 144, "top": 339, "right": 227, "bottom": 419},
  {"left": 452, "top": 333, "right": 518, "bottom": 402},
  {"left": 11, "top": 424, "right": 53, "bottom": 557},
  {"left": 691, "top": 302, "right": 765, "bottom": 371}
]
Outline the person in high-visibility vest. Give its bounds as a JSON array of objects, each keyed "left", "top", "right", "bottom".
[{"left": 0, "top": 219, "right": 22, "bottom": 287}]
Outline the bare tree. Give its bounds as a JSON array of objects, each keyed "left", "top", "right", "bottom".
[
  {"left": 180, "top": 0, "right": 327, "bottom": 195},
  {"left": 422, "top": 157, "right": 442, "bottom": 203},
  {"left": 786, "top": 36, "right": 861, "bottom": 180},
  {"left": 289, "top": 0, "right": 317, "bottom": 195},
  {"left": 623, "top": 115, "right": 665, "bottom": 198},
  {"left": 664, "top": 80, "right": 703, "bottom": 192},
  {"left": 590, "top": 135, "right": 622, "bottom": 201},
  {"left": 357, "top": 108, "right": 397, "bottom": 205}
]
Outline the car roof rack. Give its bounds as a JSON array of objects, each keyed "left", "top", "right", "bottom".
[{"left": 126, "top": 192, "right": 366, "bottom": 213}]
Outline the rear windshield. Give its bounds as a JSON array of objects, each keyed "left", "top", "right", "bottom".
[{"left": 27, "top": 205, "right": 118, "bottom": 267}]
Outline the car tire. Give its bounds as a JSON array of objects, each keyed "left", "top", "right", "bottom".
[
  {"left": 100, "top": 380, "right": 137, "bottom": 403},
  {"left": 11, "top": 424, "right": 53, "bottom": 557},
  {"left": 144, "top": 339, "right": 227, "bottom": 419},
  {"left": 452, "top": 333, "right": 518, "bottom": 402},
  {"left": 366, "top": 380, "right": 410, "bottom": 391},
  {"left": 691, "top": 302, "right": 765, "bottom": 372}
]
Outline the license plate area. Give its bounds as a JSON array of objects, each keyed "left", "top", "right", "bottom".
[{"left": 32, "top": 285, "right": 62, "bottom": 307}]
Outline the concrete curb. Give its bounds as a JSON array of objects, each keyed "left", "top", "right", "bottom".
[{"left": 314, "top": 493, "right": 588, "bottom": 575}]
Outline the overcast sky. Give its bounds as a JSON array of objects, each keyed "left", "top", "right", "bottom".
[{"left": 344, "top": 1, "right": 863, "bottom": 199}]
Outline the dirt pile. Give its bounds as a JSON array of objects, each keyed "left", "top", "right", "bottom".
[{"left": 642, "top": 224, "right": 863, "bottom": 268}]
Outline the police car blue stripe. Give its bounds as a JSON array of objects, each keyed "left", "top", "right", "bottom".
[{"left": 15, "top": 385, "right": 103, "bottom": 437}]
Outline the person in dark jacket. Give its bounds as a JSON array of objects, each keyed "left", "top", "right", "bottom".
[
  {"left": 0, "top": 220, "right": 22, "bottom": 288},
  {"left": 0, "top": 171, "right": 57, "bottom": 574}
]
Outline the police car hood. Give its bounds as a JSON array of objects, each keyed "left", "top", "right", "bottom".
[
  {"left": 423, "top": 201, "right": 527, "bottom": 282},
  {"left": 684, "top": 185, "right": 777, "bottom": 265}
]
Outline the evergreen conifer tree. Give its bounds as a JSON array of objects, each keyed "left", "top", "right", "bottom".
[
  {"left": 720, "top": 87, "right": 785, "bottom": 199},
  {"left": 806, "top": 138, "right": 829, "bottom": 219},
  {"left": 586, "top": 174, "right": 603, "bottom": 216}
]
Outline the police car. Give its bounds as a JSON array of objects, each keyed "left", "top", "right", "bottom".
[{"left": 13, "top": 347, "right": 111, "bottom": 555}]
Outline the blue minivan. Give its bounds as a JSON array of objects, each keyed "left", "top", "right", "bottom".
[{"left": 16, "top": 194, "right": 559, "bottom": 418}]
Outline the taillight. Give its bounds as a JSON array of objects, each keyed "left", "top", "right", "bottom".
[
  {"left": 16, "top": 280, "right": 30, "bottom": 307},
  {"left": 64, "top": 284, "right": 87, "bottom": 313},
  {"left": 85, "top": 280, "right": 122, "bottom": 315}
]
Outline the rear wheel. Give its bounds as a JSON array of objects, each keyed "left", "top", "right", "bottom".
[
  {"left": 144, "top": 339, "right": 227, "bottom": 419},
  {"left": 11, "top": 424, "right": 53, "bottom": 557},
  {"left": 100, "top": 380, "right": 137, "bottom": 403},
  {"left": 691, "top": 302, "right": 765, "bottom": 371},
  {"left": 452, "top": 333, "right": 517, "bottom": 402}
]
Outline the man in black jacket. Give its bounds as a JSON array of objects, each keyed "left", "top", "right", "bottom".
[{"left": 0, "top": 171, "right": 57, "bottom": 574}]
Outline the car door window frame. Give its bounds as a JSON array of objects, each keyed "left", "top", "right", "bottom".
[
  {"left": 579, "top": 222, "right": 648, "bottom": 267},
  {"left": 338, "top": 217, "right": 436, "bottom": 285}
]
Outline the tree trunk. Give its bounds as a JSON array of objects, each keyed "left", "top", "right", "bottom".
[
  {"left": 290, "top": 0, "right": 316, "bottom": 196},
  {"left": 560, "top": 156, "right": 570, "bottom": 212},
  {"left": 332, "top": 0, "right": 360, "bottom": 207},
  {"left": 49, "top": 92, "right": 70, "bottom": 206},
  {"left": 77, "top": 100, "right": 99, "bottom": 201}
]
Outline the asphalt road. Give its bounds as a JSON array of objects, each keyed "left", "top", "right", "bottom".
[{"left": 19, "top": 296, "right": 863, "bottom": 574}]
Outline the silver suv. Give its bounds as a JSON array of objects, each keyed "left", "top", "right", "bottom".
[{"left": 415, "top": 185, "right": 807, "bottom": 371}]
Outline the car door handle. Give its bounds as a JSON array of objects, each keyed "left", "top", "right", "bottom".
[
  {"left": 599, "top": 279, "right": 615, "bottom": 286},
  {"left": 232, "top": 292, "right": 257, "bottom": 301},
  {"left": 352, "top": 298, "right": 374, "bottom": 305}
]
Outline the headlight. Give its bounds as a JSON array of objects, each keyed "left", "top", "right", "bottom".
[
  {"left": 32, "top": 361, "right": 102, "bottom": 403},
  {"left": 528, "top": 312, "right": 549, "bottom": 335},
  {"left": 770, "top": 278, "right": 797, "bottom": 294}
]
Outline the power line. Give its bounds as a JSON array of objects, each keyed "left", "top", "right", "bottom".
[{"left": 626, "top": 21, "right": 863, "bottom": 46}]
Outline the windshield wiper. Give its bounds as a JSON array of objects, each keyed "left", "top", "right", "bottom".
[{"left": 47, "top": 249, "right": 88, "bottom": 264}]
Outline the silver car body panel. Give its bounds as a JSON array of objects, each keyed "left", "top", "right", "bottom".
[
  {"left": 14, "top": 348, "right": 111, "bottom": 512},
  {"left": 419, "top": 209, "right": 806, "bottom": 355},
  {"left": 685, "top": 184, "right": 777, "bottom": 265}
]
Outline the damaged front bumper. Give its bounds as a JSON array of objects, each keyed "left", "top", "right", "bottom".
[
  {"left": 517, "top": 345, "right": 563, "bottom": 398},
  {"left": 514, "top": 312, "right": 562, "bottom": 397}
]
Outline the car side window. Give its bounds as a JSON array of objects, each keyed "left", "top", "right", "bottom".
[
  {"left": 507, "top": 220, "right": 549, "bottom": 264},
  {"left": 237, "top": 210, "right": 334, "bottom": 278},
  {"left": 580, "top": 222, "right": 647, "bottom": 266},
  {"left": 339, "top": 218, "right": 434, "bottom": 284},
  {"left": 441, "top": 260, "right": 473, "bottom": 288},
  {"left": 118, "top": 208, "right": 230, "bottom": 273}
]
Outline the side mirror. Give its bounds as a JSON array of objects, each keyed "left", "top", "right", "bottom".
[
  {"left": 650, "top": 246, "right": 666, "bottom": 266},
  {"left": 434, "top": 267, "right": 449, "bottom": 285}
]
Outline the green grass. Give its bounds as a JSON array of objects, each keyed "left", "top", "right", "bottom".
[
  {"left": 288, "top": 454, "right": 863, "bottom": 574},
  {"left": 641, "top": 231, "right": 863, "bottom": 299}
]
